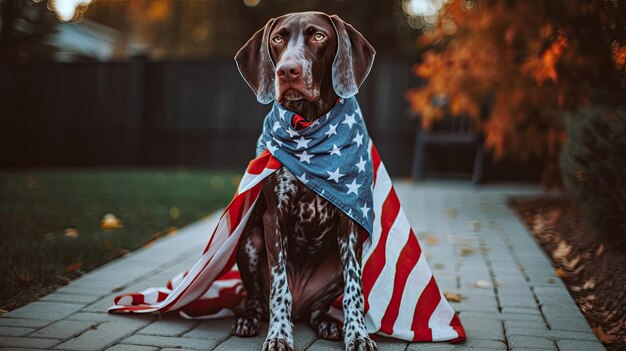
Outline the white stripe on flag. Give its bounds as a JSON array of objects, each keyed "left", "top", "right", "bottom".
[
  {"left": 392, "top": 248, "right": 432, "bottom": 340},
  {"left": 364, "top": 206, "right": 411, "bottom": 331},
  {"left": 428, "top": 292, "right": 458, "bottom": 341},
  {"left": 362, "top": 162, "right": 392, "bottom": 263}
]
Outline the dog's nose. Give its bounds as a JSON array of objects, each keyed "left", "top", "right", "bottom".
[{"left": 276, "top": 61, "right": 302, "bottom": 82}]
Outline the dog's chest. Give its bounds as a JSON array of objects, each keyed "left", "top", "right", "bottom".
[{"left": 274, "top": 168, "right": 340, "bottom": 255}]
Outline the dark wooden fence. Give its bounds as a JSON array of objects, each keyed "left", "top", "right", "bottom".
[{"left": 0, "top": 57, "right": 421, "bottom": 176}]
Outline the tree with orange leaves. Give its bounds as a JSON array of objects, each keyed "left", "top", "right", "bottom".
[{"left": 406, "top": 0, "right": 626, "bottom": 181}]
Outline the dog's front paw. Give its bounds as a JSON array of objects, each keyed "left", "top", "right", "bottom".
[
  {"left": 315, "top": 319, "right": 342, "bottom": 340},
  {"left": 232, "top": 315, "right": 260, "bottom": 337},
  {"left": 262, "top": 338, "right": 294, "bottom": 351},
  {"left": 345, "top": 336, "right": 377, "bottom": 351}
]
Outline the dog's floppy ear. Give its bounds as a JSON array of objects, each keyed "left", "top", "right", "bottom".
[
  {"left": 235, "top": 18, "right": 277, "bottom": 104},
  {"left": 328, "top": 15, "right": 376, "bottom": 98}
]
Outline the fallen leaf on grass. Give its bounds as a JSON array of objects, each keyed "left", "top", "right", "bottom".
[
  {"left": 169, "top": 207, "right": 180, "bottom": 220},
  {"left": 66, "top": 262, "right": 82, "bottom": 272},
  {"left": 474, "top": 280, "right": 493, "bottom": 289},
  {"left": 231, "top": 175, "right": 243, "bottom": 186},
  {"left": 592, "top": 326, "right": 617, "bottom": 344},
  {"left": 444, "top": 292, "right": 466, "bottom": 302},
  {"left": 101, "top": 213, "right": 123, "bottom": 230},
  {"left": 64, "top": 227, "right": 79, "bottom": 238}
]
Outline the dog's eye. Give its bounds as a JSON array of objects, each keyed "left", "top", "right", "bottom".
[
  {"left": 272, "top": 35, "right": 283, "bottom": 44},
  {"left": 313, "top": 33, "right": 325, "bottom": 41}
]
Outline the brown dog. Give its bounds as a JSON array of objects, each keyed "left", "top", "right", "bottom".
[{"left": 233, "top": 12, "right": 376, "bottom": 351}]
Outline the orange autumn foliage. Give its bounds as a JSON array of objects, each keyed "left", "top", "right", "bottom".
[{"left": 406, "top": 0, "right": 625, "bottom": 179}]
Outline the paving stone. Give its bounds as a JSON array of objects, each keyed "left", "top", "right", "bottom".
[
  {"left": 507, "top": 335, "right": 556, "bottom": 349},
  {"left": 0, "top": 317, "right": 52, "bottom": 328},
  {"left": 182, "top": 318, "right": 236, "bottom": 340},
  {"left": 0, "top": 336, "right": 62, "bottom": 349},
  {"left": 41, "top": 292, "right": 102, "bottom": 304},
  {"left": 55, "top": 319, "right": 151, "bottom": 350},
  {"left": 55, "top": 284, "right": 111, "bottom": 296},
  {"left": 504, "top": 320, "right": 550, "bottom": 332},
  {"left": 31, "top": 319, "right": 96, "bottom": 339},
  {"left": 0, "top": 326, "right": 35, "bottom": 336},
  {"left": 556, "top": 340, "right": 607, "bottom": 351},
  {"left": 106, "top": 345, "right": 159, "bottom": 351},
  {"left": 213, "top": 335, "right": 265, "bottom": 351},
  {"left": 293, "top": 323, "right": 318, "bottom": 351},
  {"left": 459, "top": 311, "right": 544, "bottom": 323},
  {"left": 4, "top": 301, "right": 84, "bottom": 320},
  {"left": 458, "top": 315, "right": 503, "bottom": 340},
  {"left": 506, "top": 327, "right": 598, "bottom": 342},
  {"left": 543, "top": 312, "right": 592, "bottom": 332},
  {"left": 66, "top": 312, "right": 156, "bottom": 324},
  {"left": 373, "top": 337, "right": 408, "bottom": 351},
  {"left": 137, "top": 315, "right": 199, "bottom": 336},
  {"left": 407, "top": 342, "right": 459, "bottom": 351},
  {"left": 306, "top": 339, "right": 343, "bottom": 351},
  {"left": 121, "top": 334, "right": 220, "bottom": 350},
  {"left": 500, "top": 307, "right": 542, "bottom": 315}
]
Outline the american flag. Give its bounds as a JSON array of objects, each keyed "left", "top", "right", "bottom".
[{"left": 110, "top": 97, "right": 466, "bottom": 343}]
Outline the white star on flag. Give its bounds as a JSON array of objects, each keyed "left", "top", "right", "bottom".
[
  {"left": 356, "top": 156, "right": 367, "bottom": 173},
  {"left": 272, "top": 121, "right": 281, "bottom": 132},
  {"left": 328, "top": 144, "right": 342, "bottom": 156},
  {"left": 327, "top": 168, "right": 345, "bottom": 183},
  {"left": 278, "top": 109, "right": 287, "bottom": 120},
  {"left": 297, "top": 172, "right": 309, "bottom": 184},
  {"left": 286, "top": 128, "right": 299, "bottom": 138},
  {"left": 360, "top": 203, "right": 370, "bottom": 219},
  {"left": 272, "top": 137, "right": 284, "bottom": 147},
  {"left": 266, "top": 141, "right": 278, "bottom": 154},
  {"left": 346, "top": 179, "right": 362, "bottom": 195},
  {"left": 342, "top": 113, "right": 357, "bottom": 129},
  {"left": 295, "top": 136, "right": 312, "bottom": 149},
  {"left": 325, "top": 123, "right": 338, "bottom": 138},
  {"left": 353, "top": 131, "right": 364, "bottom": 147},
  {"left": 347, "top": 209, "right": 352, "bottom": 216},
  {"left": 295, "top": 150, "right": 314, "bottom": 163}
]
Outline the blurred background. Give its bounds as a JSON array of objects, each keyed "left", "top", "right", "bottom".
[{"left": 1, "top": 0, "right": 625, "bottom": 326}]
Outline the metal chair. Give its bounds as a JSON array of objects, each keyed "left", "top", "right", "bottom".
[{"left": 411, "top": 114, "right": 483, "bottom": 184}]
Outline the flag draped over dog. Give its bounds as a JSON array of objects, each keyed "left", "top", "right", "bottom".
[{"left": 109, "top": 97, "right": 466, "bottom": 343}]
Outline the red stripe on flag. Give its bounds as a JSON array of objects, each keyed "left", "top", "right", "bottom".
[
  {"left": 449, "top": 313, "right": 467, "bottom": 343},
  {"left": 246, "top": 150, "right": 272, "bottom": 175},
  {"left": 371, "top": 146, "right": 381, "bottom": 187},
  {"left": 362, "top": 188, "right": 400, "bottom": 312},
  {"left": 166, "top": 181, "right": 265, "bottom": 312},
  {"left": 411, "top": 276, "right": 441, "bottom": 341},
  {"left": 379, "top": 230, "right": 421, "bottom": 334}
]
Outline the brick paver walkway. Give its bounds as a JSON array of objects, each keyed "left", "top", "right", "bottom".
[{"left": 0, "top": 182, "right": 605, "bottom": 350}]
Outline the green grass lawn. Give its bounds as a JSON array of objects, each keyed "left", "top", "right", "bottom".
[{"left": 0, "top": 169, "right": 239, "bottom": 312}]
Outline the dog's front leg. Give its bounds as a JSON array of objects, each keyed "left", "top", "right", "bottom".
[
  {"left": 338, "top": 218, "right": 377, "bottom": 351},
  {"left": 262, "top": 192, "right": 294, "bottom": 351}
]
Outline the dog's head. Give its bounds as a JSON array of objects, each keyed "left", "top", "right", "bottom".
[{"left": 235, "top": 12, "right": 375, "bottom": 109}]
